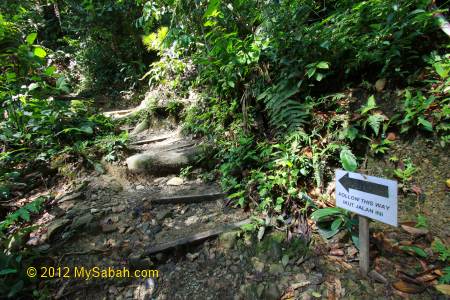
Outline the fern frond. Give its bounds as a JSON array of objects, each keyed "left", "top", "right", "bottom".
[{"left": 258, "top": 80, "right": 311, "bottom": 132}]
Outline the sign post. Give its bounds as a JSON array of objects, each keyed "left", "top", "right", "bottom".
[{"left": 335, "top": 170, "right": 397, "bottom": 276}]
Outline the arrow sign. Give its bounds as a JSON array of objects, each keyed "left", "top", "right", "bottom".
[
  {"left": 338, "top": 173, "right": 389, "bottom": 198},
  {"left": 335, "top": 170, "right": 398, "bottom": 277},
  {"left": 335, "top": 170, "right": 397, "bottom": 227}
]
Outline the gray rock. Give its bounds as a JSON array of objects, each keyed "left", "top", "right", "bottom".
[
  {"left": 166, "top": 177, "right": 184, "bottom": 186},
  {"left": 185, "top": 215, "right": 199, "bottom": 226},
  {"left": 219, "top": 231, "right": 239, "bottom": 250},
  {"left": 71, "top": 213, "right": 94, "bottom": 230},
  {"left": 46, "top": 218, "right": 70, "bottom": 241},
  {"left": 268, "top": 263, "right": 284, "bottom": 274},
  {"left": 57, "top": 192, "right": 83, "bottom": 202},
  {"left": 263, "top": 285, "right": 281, "bottom": 300},
  {"left": 126, "top": 146, "right": 198, "bottom": 175},
  {"left": 156, "top": 209, "right": 171, "bottom": 222},
  {"left": 133, "top": 278, "right": 155, "bottom": 300}
]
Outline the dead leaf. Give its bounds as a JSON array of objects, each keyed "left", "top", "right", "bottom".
[
  {"left": 400, "top": 222, "right": 428, "bottom": 236},
  {"left": 411, "top": 185, "right": 422, "bottom": 195},
  {"left": 330, "top": 248, "right": 345, "bottom": 256},
  {"left": 369, "top": 270, "right": 388, "bottom": 283},
  {"left": 280, "top": 289, "right": 295, "bottom": 300},
  {"left": 387, "top": 132, "right": 396, "bottom": 141},
  {"left": 393, "top": 280, "right": 426, "bottom": 294},
  {"left": 435, "top": 284, "right": 450, "bottom": 296},
  {"left": 291, "top": 281, "right": 310, "bottom": 290},
  {"left": 416, "top": 273, "right": 438, "bottom": 283}
]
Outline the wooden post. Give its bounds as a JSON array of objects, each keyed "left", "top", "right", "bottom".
[{"left": 359, "top": 215, "right": 370, "bottom": 276}]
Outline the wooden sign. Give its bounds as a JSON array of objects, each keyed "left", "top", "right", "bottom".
[{"left": 335, "top": 169, "right": 398, "bottom": 275}]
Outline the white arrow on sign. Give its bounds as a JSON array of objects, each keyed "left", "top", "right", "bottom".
[{"left": 335, "top": 170, "right": 398, "bottom": 226}]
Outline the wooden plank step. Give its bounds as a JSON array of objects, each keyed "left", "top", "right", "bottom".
[
  {"left": 131, "top": 136, "right": 171, "bottom": 146},
  {"left": 144, "top": 219, "right": 251, "bottom": 255},
  {"left": 150, "top": 192, "right": 225, "bottom": 205}
]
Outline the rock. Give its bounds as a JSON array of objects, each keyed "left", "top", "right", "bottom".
[
  {"left": 156, "top": 209, "right": 171, "bottom": 222},
  {"left": 112, "top": 205, "right": 126, "bottom": 213},
  {"left": 71, "top": 213, "right": 94, "bottom": 230},
  {"left": 268, "top": 263, "right": 284, "bottom": 274},
  {"left": 131, "top": 119, "right": 149, "bottom": 136},
  {"left": 251, "top": 258, "right": 265, "bottom": 273},
  {"left": 101, "top": 223, "right": 117, "bottom": 233},
  {"left": 136, "top": 185, "right": 145, "bottom": 190},
  {"left": 46, "top": 218, "right": 70, "bottom": 241},
  {"left": 263, "top": 285, "right": 281, "bottom": 300},
  {"left": 126, "top": 146, "right": 198, "bottom": 175},
  {"left": 219, "top": 231, "right": 239, "bottom": 250},
  {"left": 166, "top": 177, "right": 184, "bottom": 186},
  {"left": 57, "top": 192, "right": 83, "bottom": 202},
  {"left": 186, "top": 252, "right": 199, "bottom": 261},
  {"left": 185, "top": 215, "right": 199, "bottom": 226},
  {"left": 239, "top": 283, "right": 259, "bottom": 300}
]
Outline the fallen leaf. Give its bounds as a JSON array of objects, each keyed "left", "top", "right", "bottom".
[
  {"left": 387, "top": 132, "right": 396, "bottom": 141},
  {"left": 281, "top": 289, "right": 295, "bottom": 300},
  {"left": 375, "top": 78, "right": 386, "bottom": 92},
  {"left": 291, "top": 281, "right": 310, "bottom": 290},
  {"left": 330, "top": 249, "right": 345, "bottom": 256},
  {"left": 435, "top": 284, "right": 450, "bottom": 296},
  {"left": 401, "top": 224, "right": 429, "bottom": 236},
  {"left": 416, "top": 273, "right": 438, "bottom": 283},
  {"left": 393, "top": 280, "right": 426, "bottom": 294},
  {"left": 446, "top": 179, "right": 450, "bottom": 189},
  {"left": 411, "top": 185, "right": 422, "bottom": 195},
  {"left": 369, "top": 270, "right": 388, "bottom": 283}
]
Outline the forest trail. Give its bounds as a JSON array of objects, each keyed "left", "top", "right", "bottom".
[
  {"left": 22, "top": 98, "right": 449, "bottom": 300},
  {"left": 28, "top": 104, "right": 259, "bottom": 299}
]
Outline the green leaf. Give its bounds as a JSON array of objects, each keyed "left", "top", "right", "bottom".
[
  {"left": 0, "top": 268, "right": 17, "bottom": 276},
  {"left": 44, "top": 66, "right": 57, "bottom": 76},
  {"left": 331, "top": 218, "right": 343, "bottom": 231},
  {"left": 33, "top": 47, "right": 46, "bottom": 58},
  {"left": 28, "top": 83, "right": 39, "bottom": 91},
  {"left": 311, "top": 207, "right": 343, "bottom": 221},
  {"left": 26, "top": 33, "right": 37, "bottom": 45},
  {"left": 340, "top": 148, "right": 358, "bottom": 172},
  {"left": 281, "top": 254, "right": 289, "bottom": 267},
  {"left": 56, "top": 76, "right": 70, "bottom": 93},
  {"left": 366, "top": 114, "right": 385, "bottom": 135},
  {"left": 400, "top": 245, "right": 428, "bottom": 258},
  {"left": 315, "top": 73, "right": 324, "bottom": 81},
  {"left": 203, "top": 0, "right": 220, "bottom": 19},
  {"left": 418, "top": 117, "right": 433, "bottom": 131},
  {"left": 316, "top": 61, "right": 329, "bottom": 69},
  {"left": 360, "top": 95, "right": 377, "bottom": 115},
  {"left": 80, "top": 125, "right": 93, "bottom": 134}
]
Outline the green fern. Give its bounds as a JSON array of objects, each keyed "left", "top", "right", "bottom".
[{"left": 257, "top": 80, "right": 311, "bottom": 131}]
